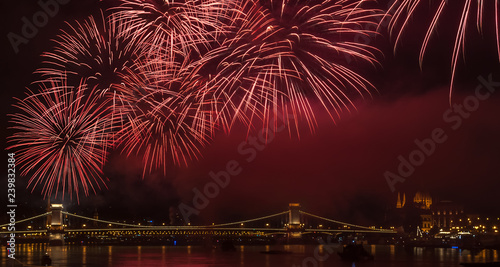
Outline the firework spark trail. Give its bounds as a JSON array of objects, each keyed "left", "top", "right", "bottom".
[
  {"left": 115, "top": 61, "right": 215, "bottom": 176},
  {"left": 109, "top": 0, "right": 234, "bottom": 68},
  {"left": 9, "top": 0, "right": 385, "bottom": 198},
  {"left": 35, "top": 11, "right": 143, "bottom": 95},
  {"left": 8, "top": 79, "right": 114, "bottom": 200},
  {"left": 180, "top": 0, "right": 383, "bottom": 135},
  {"left": 386, "top": 0, "right": 500, "bottom": 100}
]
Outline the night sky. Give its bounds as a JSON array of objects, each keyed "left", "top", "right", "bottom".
[{"left": 2, "top": 0, "right": 500, "bottom": 226}]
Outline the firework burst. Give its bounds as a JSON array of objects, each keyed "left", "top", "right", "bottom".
[
  {"left": 8, "top": 79, "right": 114, "bottom": 200},
  {"left": 181, "top": 0, "right": 383, "bottom": 134},
  {"left": 386, "top": 0, "right": 500, "bottom": 98},
  {"left": 109, "top": 0, "right": 233, "bottom": 68},
  {"left": 8, "top": 0, "right": 386, "bottom": 199},
  {"left": 114, "top": 61, "right": 215, "bottom": 176},
  {"left": 35, "top": 12, "right": 142, "bottom": 94}
]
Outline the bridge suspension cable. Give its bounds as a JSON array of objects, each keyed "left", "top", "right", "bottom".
[
  {"left": 61, "top": 212, "right": 155, "bottom": 228},
  {"left": 63, "top": 211, "right": 289, "bottom": 229},
  {"left": 0, "top": 212, "right": 50, "bottom": 228},
  {"left": 299, "top": 211, "right": 385, "bottom": 231},
  {"left": 209, "top": 211, "right": 289, "bottom": 228}
]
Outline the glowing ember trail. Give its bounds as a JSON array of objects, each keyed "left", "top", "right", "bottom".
[{"left": 386, "top": 0, "right": 500, "bottom": 99}]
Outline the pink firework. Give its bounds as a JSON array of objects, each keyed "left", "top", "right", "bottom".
[
  {"left": 109, "top": 0, "right": 234, "bottom": 68},
  {"left": 180, "top": 0, "right": 383, "bottom": 134},
  {"left": 36, "top": 12, "right": 143, "bottom": 94},
  {"left": 386, "top": 0, "right": 500, "bottom": 98},
  {"left": 8, "top": 79, "right": 114, "bottom": 200},
  {"left": 114, "top": 61, "right": 216, "bottom": 176}
]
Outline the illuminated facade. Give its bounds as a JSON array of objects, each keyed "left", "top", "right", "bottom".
[
  {"left": 396, "top": 192, "right": 406, "bottom": 209},
  {"left": 395, "top": 191, "right": 432, "bottom": 210},
  {"left": 50, "top": 204, "right": 63, "bottom": 226},
  {"left": 420, "top": 214, "right": 432, "bottom": 232},
  {"left": 413, "top": 191, "right": 432, "bottom": 210},
  {"left": 287, "top": 203, "right": 302, "bottom": 238},
  {"left": 288, "top": 203, "right": 301, "bottom": 227},
  {"left": 49, "top": 204, "right": 64, "bottom": 245},
  {"left": 431, "top": 200, "right": 465, "bottom": 229}
]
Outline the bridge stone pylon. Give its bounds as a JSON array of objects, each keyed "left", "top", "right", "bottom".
[
  {"left": 48, "top": 204, "right": 64, "bottom": 245},
  {"left": 287, "top": 203, "right": 303, "bottom": 238}
]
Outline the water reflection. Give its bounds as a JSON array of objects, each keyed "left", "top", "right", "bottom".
[
  {"left": 108, "top": 245, "right": 113, "bottom": 265},
  {"left": 82, "top": 245, "right": 86, "bottom": 265},
  {"left": 3, "top": 244, "right": 499, "bottom": 267}
]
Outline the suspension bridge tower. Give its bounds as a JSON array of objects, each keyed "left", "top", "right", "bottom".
[
  {"left": 287, "top": 203, "right": 303, "bottom": 238},
  {"left": 48, "top": 204, "right": 64, "bottom": 245}
]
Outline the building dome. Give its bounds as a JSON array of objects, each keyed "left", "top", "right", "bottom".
[{"left": 413, "top": 191, "right": 432, "bottom": 209}]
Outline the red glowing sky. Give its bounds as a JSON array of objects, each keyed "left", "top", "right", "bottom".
[{"left": 2, "top": 0, "right": 500, "bottom": 224}]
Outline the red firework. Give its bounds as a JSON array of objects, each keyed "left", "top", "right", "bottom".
[
  {"left": 109, "top": 0, "right": 233, "bottom": 68},
  {"left": 180, "top": 0, "right": 383, "bottom": 134},
  {"left": 8, "top": 0, "right": 387, "bottom": 200},
  {"left": 114, "top": 61, "right": 216, "bottom": 176},
  {"left": 386, "top": 0, "right": 500, "bottom": 98},
  {"left": 8, "top": 79, "right": 114, "bottom": 200},
  {"left": 35, "top": 12, "right": 143, "bottom": 94}
]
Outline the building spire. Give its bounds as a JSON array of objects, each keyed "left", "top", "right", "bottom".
[{"left": 397, "top": 192, "right": 402, "bottom": 209}]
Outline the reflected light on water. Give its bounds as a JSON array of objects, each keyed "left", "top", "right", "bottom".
[
  {"left": 162, "top": 246, "right": 166, "bottom": 264},
  {"left": 415, "top": 247, "right": 423, "bottom": 257},
  {"left": 108, "top": 245, "right": 113, "bottom": 266},
  {"left": 82, "top": 245, "right": 86, "bottom": 265},
  {"left": 4, "top": 244, "right": 500, "bottom": 266},
  {"left": 240, "top": 245, "right": 245, "bottom": 265},
  {"left": 138, "top": 245, "right": 142, "bottom": 263},
  {"left": 318, "top": 244, "right": 324, "bottom": 254},
  {"left": 370, "top": 244, "right": 376, "bottom": 255}
]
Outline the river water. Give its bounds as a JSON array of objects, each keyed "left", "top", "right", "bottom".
[{"left": 2, "top": 244, "right": 499, "bottom": 266}]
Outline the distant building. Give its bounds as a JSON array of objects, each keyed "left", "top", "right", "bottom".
[
  {"left": 395, "top": 191, "right": 432, "bottom": 210},
  {"left": 393, "top": 192, "right": 498, "bottom": 233},
  {"left": 394, "top": 191, "right": 434, "bottom": 232},
  {"left": 396, "top": 192, "right": 406, "bottom": 209},
  {"left": 413, "top": 191, "right": 432, "bottom": 210},
  {"left": 431, "top": 200, "right": 465, "bottom": 229},
  {"left": 420, "top": 213, "right": 433, "bottom": 232}
]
